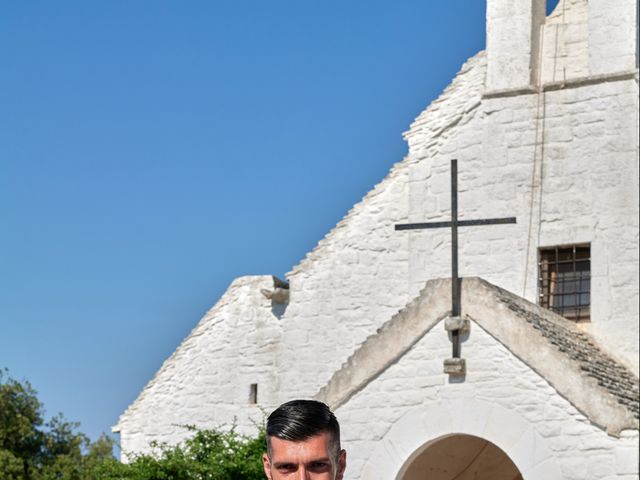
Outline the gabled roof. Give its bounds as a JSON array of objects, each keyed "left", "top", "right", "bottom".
[{"left": 315, "top": 277, "right": 639, "bottom": 436}]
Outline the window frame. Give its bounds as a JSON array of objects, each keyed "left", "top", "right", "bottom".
[{"left": 538, "top": 243, "right": 591, "bottom": 322}]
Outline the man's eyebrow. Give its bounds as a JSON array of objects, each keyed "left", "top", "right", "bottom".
[
  {"left": 272, "top": 457, "right": 332, "bottom": 466},
  {"left": 272, "top": 461, "right": 296, "bottom": 468}
]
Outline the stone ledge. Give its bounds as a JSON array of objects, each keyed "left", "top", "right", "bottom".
[{"left": 483, "top": 69, "right": 639, "bottom": 98}]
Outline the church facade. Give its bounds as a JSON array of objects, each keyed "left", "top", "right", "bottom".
[{"left": 113, "top": 0, "right": 639, "bottom": 478}]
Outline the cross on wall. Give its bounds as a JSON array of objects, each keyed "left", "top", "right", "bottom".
[{"left": 395, "top": 159, "right": 516, "bottom": 375}]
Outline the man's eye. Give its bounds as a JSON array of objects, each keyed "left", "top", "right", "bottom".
[
  {"left": 308, "top": 462, "right": 330, "bottom": 472},
  {"left": 277, "top": 464, "right": 296, "bottom": 472}
]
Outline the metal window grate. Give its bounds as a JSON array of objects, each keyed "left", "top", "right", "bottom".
[{"left": 538, "top": 244, "right": 590, "bottom": 321}]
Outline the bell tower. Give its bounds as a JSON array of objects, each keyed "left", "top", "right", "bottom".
[
  {"left": 486, "top": 0, "right": 546, "bottom": 92},
  {"left": 588, "top": 0, "right": 639, "bottom": 75}
]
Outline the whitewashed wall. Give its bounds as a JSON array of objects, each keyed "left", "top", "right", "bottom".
[
  {"left": 115, "top": 276, "right": 282, "bottom": 459},
  {"left": 278, "top": 161, "right": 411, "bottom": 400},
  {"left": 406, "top": 76, "right": 639, "bottom": 373},
  {"left": 540, "top": 0, "right": 590, "bottom": 84},
  {"left": 405, "top": 0, "right": 639, "bottom": 372},
  {"left": 589, "top": 0, "right": 639, "bottom": 75},
  {"left": 336, "top": 321, "right": 639, "bottom": 480}
]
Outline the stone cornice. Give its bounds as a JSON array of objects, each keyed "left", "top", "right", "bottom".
[{"left": 482, "top": 69, "right": 639, "bottom": 99}]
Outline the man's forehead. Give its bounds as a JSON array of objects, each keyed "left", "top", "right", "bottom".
[{"left": 269, "top": 431, "right": 334, "bottom": 461}]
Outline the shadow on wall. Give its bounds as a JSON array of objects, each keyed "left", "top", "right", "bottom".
[
  {"left": 272, "top": 301, "right": 287, "bottom": 320},
  {"left": 400, "top": 434, "right": 523, "bottom": 480}
]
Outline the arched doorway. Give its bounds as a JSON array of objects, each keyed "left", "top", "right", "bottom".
[
  {"left": 400, "top": 434, "right": 523, "bottom": 480},
  {"left": 361, "top": 400, "right": 562, "bottom": 480}
]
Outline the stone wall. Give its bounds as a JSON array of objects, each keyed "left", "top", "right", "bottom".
[
  {"left": 278, "top": 160, "right": 411, "bottom": 400},
  {"left": 486, "top": 0, "right": 546, "bottom": 91},
  {"left": 114, "top": 276, "right": 283, "bottom": 459},
  {"left": 541, "top": 0, "right": 590, "bottom": 84},
  {"left": 486, "top": 0, "right": 639, "bottom": 91},
  {"left": 540, "top": 0, "right": 639, "bottom": 84},
  {"left": 405, "top": 0, "right": 639, "bottom": 371},
  {"left": 276, "top": 40, "right": 499, "bottom": 402},
  {"left": 336, "top": 318, "right": 639, "bottom": 479},
  {"left": 406, "top": 75, "right": 639, "bottom": 372},
  {"left": 589, "top": 0, "right": 639, "bottom": 76}
]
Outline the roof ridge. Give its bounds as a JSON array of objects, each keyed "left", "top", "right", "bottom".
[
  {"left": 315, "top": 277, "right": 639, "bottom": 435},
  {"left": 286, "top": 156, "right": 409, "bottom": 277},
  {"left": 314, "top": 278, "right": 451, "bottom": 409},
  {"left": 287, "top": 51, "right": 487, "bottom": 279},
  {"left": 473, "top": 278, "right": 639, "bottom": 433},
  {"left": 497, "top": 290, "right": 640, "bottom": 420}
]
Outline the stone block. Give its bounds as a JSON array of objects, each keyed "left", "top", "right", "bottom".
[
  {"left": 443, "top": 358, "right": 466, "bottom": 376},
  {"left": 444, "top": 316, "right": 470, "bottom": 332}
]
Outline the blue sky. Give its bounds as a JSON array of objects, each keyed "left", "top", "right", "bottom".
[{"left": 0, "top": 1, "right": 495, "bottom": 444}]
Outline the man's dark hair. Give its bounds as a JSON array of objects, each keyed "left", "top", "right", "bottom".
[{"left": 266, "top": 399, "right": 341, "bottom": 459}]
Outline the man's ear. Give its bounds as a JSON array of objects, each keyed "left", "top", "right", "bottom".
[
  {"left": 336, "top": 449, "right": 347, "bottom": 480},
  {"left": 262, "top": 453, "right": 272, "bottom": 480}
]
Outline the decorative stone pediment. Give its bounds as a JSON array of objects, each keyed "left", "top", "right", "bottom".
[{"left": 315, "top": 277, "right": 639, "bottom": 435}]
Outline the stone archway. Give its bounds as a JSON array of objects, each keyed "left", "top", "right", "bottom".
[
  {"left": 400, "top": 434, "right": 523, "bottom": 480},
  {"left": 360, "top": 400, "right": 563, "bottom": 479}
]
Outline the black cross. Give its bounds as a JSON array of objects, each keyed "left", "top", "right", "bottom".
[{"left": 395, "top": 159, "right": 516, "bottom": 359}]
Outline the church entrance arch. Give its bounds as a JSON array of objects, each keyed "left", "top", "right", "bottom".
[
  {"left": 360, "top": 400, "right": 563, "bottom": 480},
  {"left": 398, "top": 434, "right": 522, "bottom": 480}
]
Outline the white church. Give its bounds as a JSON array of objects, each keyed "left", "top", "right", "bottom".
[{"left": 113, "top": 0, "right": 639, "bottom": 478}]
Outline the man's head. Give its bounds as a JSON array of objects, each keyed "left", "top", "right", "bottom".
[{"left": 263, "top": 400, "right": 346, "bottom": 479}]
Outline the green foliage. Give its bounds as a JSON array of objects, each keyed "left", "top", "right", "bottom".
[
  {"left": 0, "top": 369, "right": 116, "bottom": 480},
  {"left": 97, "top": 425, "right": 266, "bottom": 480},
  {"left": 1, "top": 369, "right": 266, "bottom": 479},
  {"left": 0, "top": 448, "right": 25, "bottom": 480},
  {"left": 0, "top": 369, "right": 44, "bottom": 476}
]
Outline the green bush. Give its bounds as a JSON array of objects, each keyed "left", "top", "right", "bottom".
[
  {"left": 98, "top": 426, "right": 266, "bottom": 480},
  {"left": 0, "top": 369, "right": 115, "bottom": 480},
  {"left": 1, "top": 369, "right": 266, "bottom": 480}
]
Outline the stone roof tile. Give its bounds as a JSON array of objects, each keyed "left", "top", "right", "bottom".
[{"left": 503, "top": 299, "right": 640, "bottom": 420}]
